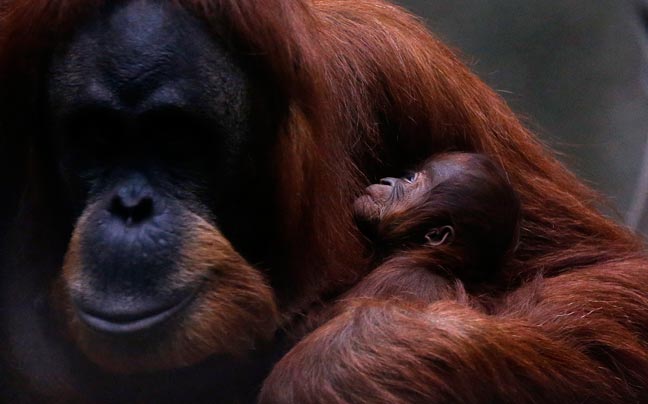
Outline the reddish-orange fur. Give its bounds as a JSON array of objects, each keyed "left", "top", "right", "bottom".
[
  {"left": 59, "top": 210, "right": 279, "bottom": 373},
  {"left": 2, "top": 0, "right": 648, "bottom": 402},
  {"left": 354, "top": 153, "right": 521, "bottom": 285}
]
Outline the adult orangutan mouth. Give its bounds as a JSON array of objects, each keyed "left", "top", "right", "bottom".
[{"left": 75, "top": 291, "right": 198, "bottom": 335}]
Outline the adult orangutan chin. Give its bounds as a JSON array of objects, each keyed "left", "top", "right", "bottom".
[{"left": 1, "top": 0, "right": 647, "bottom": 403}]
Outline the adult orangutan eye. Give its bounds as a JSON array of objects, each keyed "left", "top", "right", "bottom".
[
  {"left": 425, "top": 226, "right": 454, "bottom": 246},
  {"left": 403, "top": 172, "right": 418, "bottom": 183}
]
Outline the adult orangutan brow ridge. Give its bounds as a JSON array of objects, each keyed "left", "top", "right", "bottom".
[{"left": 1, "top": 0, "right": 648, "bottom": 403}]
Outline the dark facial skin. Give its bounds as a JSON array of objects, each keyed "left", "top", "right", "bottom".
[
  {"left": 14, "top": 0, "right": 282, "bottom": 392},
  {"left": 48, "top": 0, "right": 237, "bottom": 319},
  {"left": 354, "top": 153, "right": 521, "bottom": 283},
  {"left": 48, "top": 0, "right": 268, "bottom": 243}
]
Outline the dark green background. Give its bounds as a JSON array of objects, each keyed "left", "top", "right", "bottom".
[{"left": 399, "top": 0, "right": 648, "bottom": 233}]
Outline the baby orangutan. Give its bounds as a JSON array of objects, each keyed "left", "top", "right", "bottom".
[{"left": 349, "top": 152, "right": 521, "bottom": 303}]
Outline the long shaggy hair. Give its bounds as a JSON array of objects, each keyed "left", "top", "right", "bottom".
[
  {"left": 2, "top": 0, "right": 648, "bottom": 402},
  {"left": 2, "top": 0, "right": 641, "bottom": 302}
]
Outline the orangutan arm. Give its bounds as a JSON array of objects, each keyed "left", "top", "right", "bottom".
[
  {"left": 259, "top": 259, "right": 648, "bottom": 404},
  {"left": 340, "top": 256, "right": 465, "bottom": 304}
]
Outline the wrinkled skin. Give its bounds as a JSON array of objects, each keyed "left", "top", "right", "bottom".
[{"left": 2, "top": 1, "right": 282, "bottom": 402}]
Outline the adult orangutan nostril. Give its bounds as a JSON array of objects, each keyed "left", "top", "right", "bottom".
[{"left": 109, "top": 193, "right": 154, "bottom": 226}]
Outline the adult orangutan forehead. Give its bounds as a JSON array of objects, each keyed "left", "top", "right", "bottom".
[{"left": 48, "top": 0, "right": 251, "bottom": 137}]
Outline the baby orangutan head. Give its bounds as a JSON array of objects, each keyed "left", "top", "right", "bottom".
[{"left": 354, "top": 153, "right": 520, "bottom": 282}]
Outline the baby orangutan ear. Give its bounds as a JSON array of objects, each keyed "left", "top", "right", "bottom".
[{"left": 425, "top": 226, "right": 455, "bottom": 246}]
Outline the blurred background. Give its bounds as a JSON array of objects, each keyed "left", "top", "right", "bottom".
[{"left": 398, "top": 0, "right": 648, "bottom": 234}]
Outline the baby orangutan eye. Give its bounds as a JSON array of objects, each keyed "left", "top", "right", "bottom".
[
  {"left": 425, "top": 226, "right": 455, "bottom": 246},
  {"left": 403, "top": 172, "right": 418, "bottom": 183}
]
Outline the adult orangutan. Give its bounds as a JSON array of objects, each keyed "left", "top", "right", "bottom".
[{"left": 1, "top": 0, "right": 648, "bottom": 403}]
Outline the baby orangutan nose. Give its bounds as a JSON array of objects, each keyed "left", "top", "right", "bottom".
[{"left": 380, "top": 177, "right": 398, "bottom": 186}]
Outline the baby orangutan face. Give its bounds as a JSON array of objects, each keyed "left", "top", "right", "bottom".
[
  {"left": 353, "top": 154, "right": 472, "bottom": 219},
  {"left": 352, "top": 155, "right": 466, "bottom": 248},
  {"left": 353, "top": 152, "right": 520, "bottom": 264},
  {"left": 353, "top": 170, "right": 431, "bottom": 223}
]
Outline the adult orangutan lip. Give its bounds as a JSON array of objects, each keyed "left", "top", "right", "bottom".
[{"left": 75, "top": 292, "right": 197, "bottom": 335}]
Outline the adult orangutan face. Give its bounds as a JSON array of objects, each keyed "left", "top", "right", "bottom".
[{"left": 47, "top": 0, "right": 279, "bottom": 373}]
